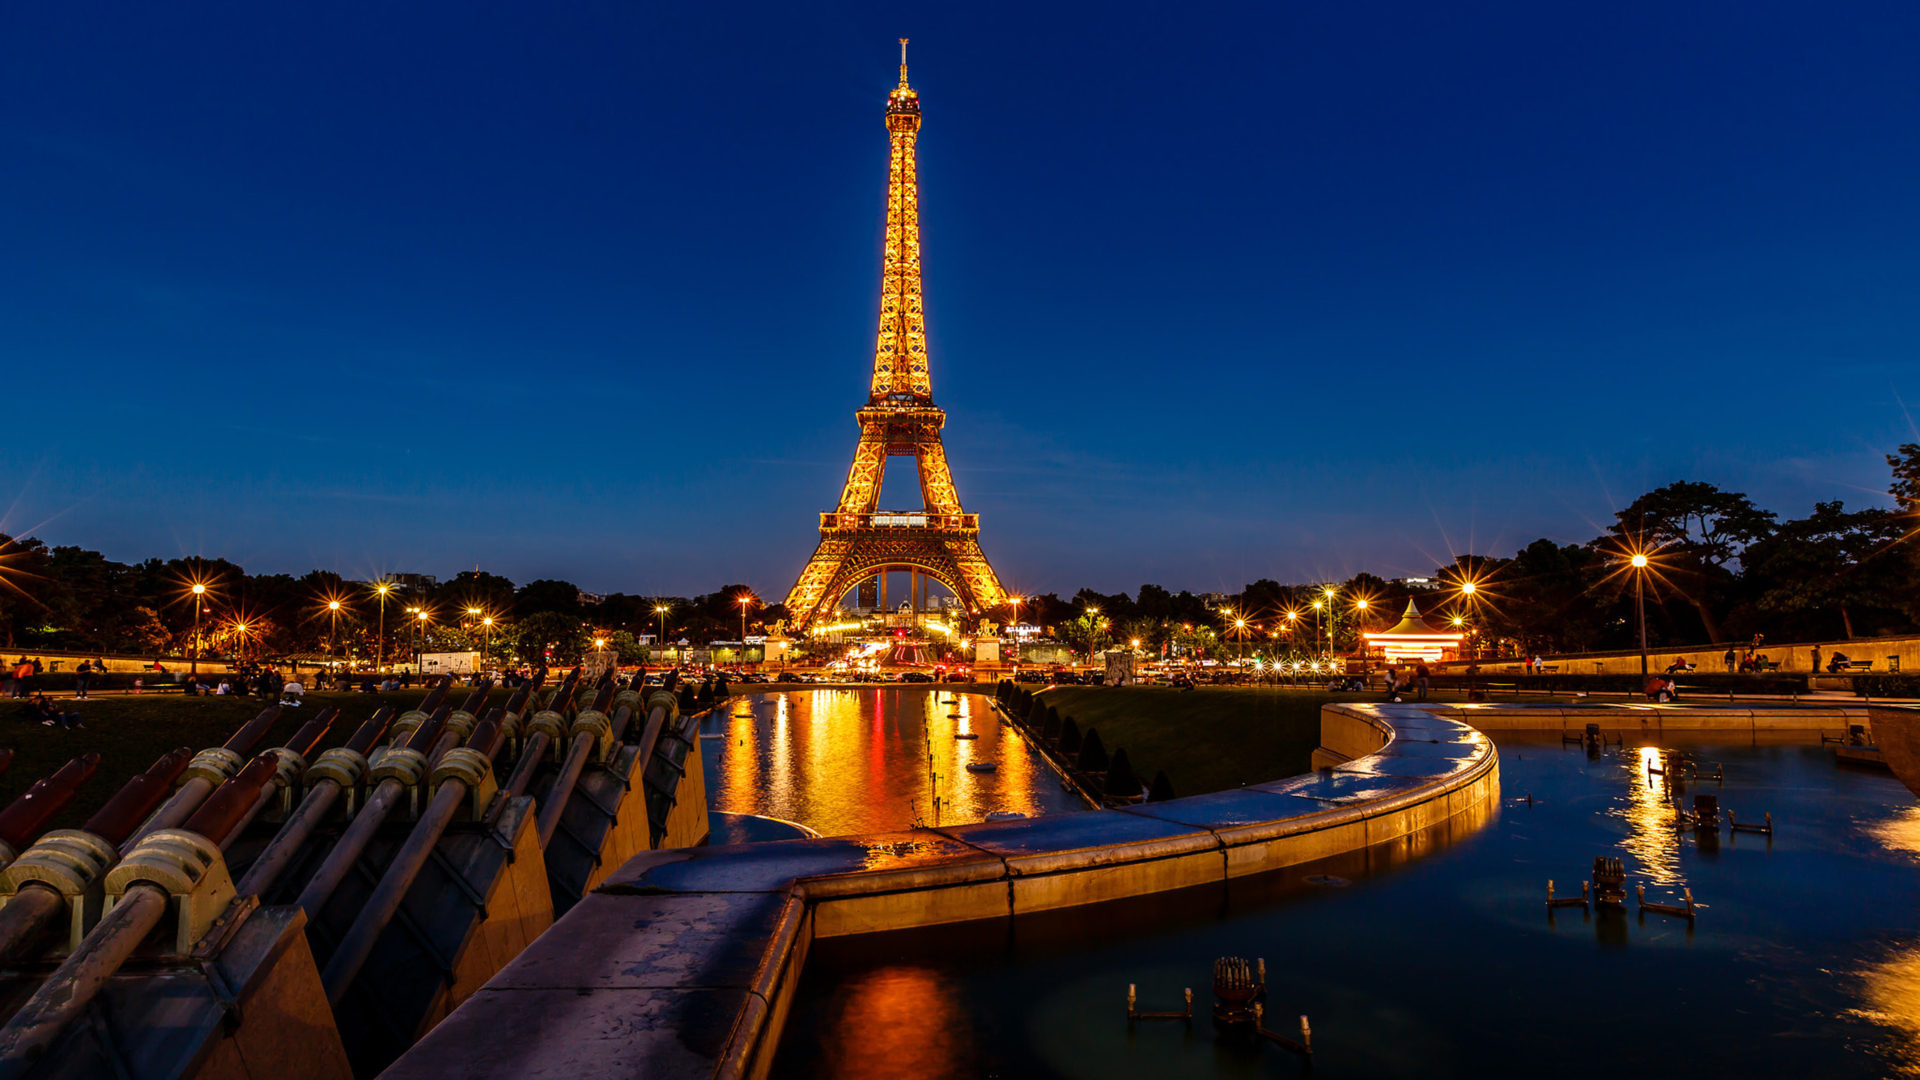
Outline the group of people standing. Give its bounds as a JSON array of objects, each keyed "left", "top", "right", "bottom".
[{"left": 1383, "top": 662, "right": 1433, "bottom": 702}]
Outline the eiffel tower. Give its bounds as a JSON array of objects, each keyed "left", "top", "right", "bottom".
[{"left": 782, "top": 41, "right": 1009, "bottom": 634}]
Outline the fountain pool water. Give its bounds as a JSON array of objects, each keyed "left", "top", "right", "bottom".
[
  {"left": 700, "top": 688, "right": 1085, "bottom": 839},
  {"left": 770, "top": 732, "right": 1920, "bottom": 1078}
]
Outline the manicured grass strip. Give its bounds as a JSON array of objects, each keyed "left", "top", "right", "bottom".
[{"left": 1033, "top": 687, "right": 1335, "bottom": 798}]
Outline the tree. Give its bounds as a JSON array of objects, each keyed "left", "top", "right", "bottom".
[
  {"left": 1744, "top": 502, "right": 1913, "bottom": 639},
  {"left": 1607, "top": 482, "right": 1778, "bottom": 643},
  {"left": 441, "top": 571, "right": 516, "bottom": 619},
  {"left": 514, "top": 611, "right": 590, "bottom": 666},
  {"left": 515, "top": 579, "right": 583, "bottom": 619},
  {"left": 608, "top": 630, "right": 648, "bottom": 664},
  {"left": 1889, "top": 444, "right": 1920, "bottom": 514}
]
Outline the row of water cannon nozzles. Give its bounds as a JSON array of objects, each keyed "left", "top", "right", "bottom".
[{"left": 0, "top": 666, "right": 683, "bottom": 1075}]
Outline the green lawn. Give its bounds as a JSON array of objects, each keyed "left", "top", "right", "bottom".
[
  {"left": 1032, "top": 686, "right": 1339, "bottom": 798},
  {"left": 0, "top": 689, "right": 524, "bottom": 831}
]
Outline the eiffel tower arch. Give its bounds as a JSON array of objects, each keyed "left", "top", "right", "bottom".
[{"left": 783, "top": 43, "right": 1009, "bottom": 634}]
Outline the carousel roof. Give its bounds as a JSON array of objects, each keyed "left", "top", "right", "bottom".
[{"left": 1364, "top": 600, "right": 1463, "bottom": 641}]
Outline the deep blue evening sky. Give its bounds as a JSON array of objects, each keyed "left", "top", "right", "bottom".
[{"left": 4, "top": 2, "right": 1918, "bottom": 598}]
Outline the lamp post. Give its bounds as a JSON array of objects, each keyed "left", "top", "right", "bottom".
[
  {"left": 1234, "top": 617, "right": 1248, "bottom": 665},
  {"left": 1455, "top": 580, "right": 1477, "bottom": 659},
  {"left": 737, "top": 595, "right": 757, "bottom": 663},
  {"left": 1630, "top": 553, "right": 1650, "bottom": 677},
  {"left": 406, "top": 607, "right": 419, "bottom": 668},
  {"left": 326, "top": 600, "right": 342, "bottom": 666},
  {"left": 374, "top": 582, "right": 392, "bottom": 675},
  {"left": 1354, "top": 599, "right": 1371, "bottom": 669},
  {"left": 482, "top": 617, "right": 494, "bottom": 668},
  {"left": 415, "top": 610, "right": 429, "bottom": 669},
  {"left": 1311, "top": 599, "right": 1325, "bottom": 659},
  {"left": 189, "top": 583, "right": 206, "bottom": 676},
  {"left": 654, "top": 604, "right": 669, "bottom": 643}
]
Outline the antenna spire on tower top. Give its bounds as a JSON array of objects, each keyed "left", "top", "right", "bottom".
[{"left": 898, "top": 37, "right": 910, "bottom": 86}]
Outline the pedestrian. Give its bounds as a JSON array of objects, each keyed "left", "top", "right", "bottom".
[
  {"left": 1723, "top": 647, "right": 1737, "bottom": 673},
  {"left": 13, "top": 658, "right": 34, "bottom": 698},
  {"left": 74, "top": 659, "right": 91, "bottom": 701},
  {"left": 1811, "top": 645, "right": 1821, "bottom": 674},
  {"left": 1415, "top": 662, "right": 1431, "bottom": 701}
]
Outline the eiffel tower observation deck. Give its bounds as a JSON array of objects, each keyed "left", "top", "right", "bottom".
[{"left": 782, "top": 42, "right": 1009, "bottom": 634}]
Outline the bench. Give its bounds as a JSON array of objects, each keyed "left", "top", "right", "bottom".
[{"left": 1844, "top": 660, "right": 1874, "bottom": 673}]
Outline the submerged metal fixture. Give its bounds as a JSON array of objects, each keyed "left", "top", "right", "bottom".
[
  {"left": 1251, "top": 1003, "right": 1313, "bottom": 1057},
  {"left": 1546, "top": 879, "right": 1591, "bottom": 909},
  {"left": 1210, "top": 956, "right": 1265, "bottom": 1026},
  {"left": 1125, "top": 983, "right": 1193, "bottom": 1026},
  {"left": 1564, "top": 723, "right": 1622, "bottom": 753},
  {"left": 1677, "top": 793, "right": 1720, "bottom": 831},
  {"left": 1635, "top": 883, "right": 1698, "bottom": 921},
  {"left": 1727, "top": 809, "right": 1774, "bottom": 836},
  {"left": 1593, "top": 857, "right": 1627, "bottom": 907}
]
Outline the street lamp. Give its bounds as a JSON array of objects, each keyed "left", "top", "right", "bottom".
[
  {"left": 654, "top": 604, "right": 670, "bottom": 643},
  {"left": 482, "top": 616, "right": 494, "bottom": 667},
  {"left": 1630, "top": 552, "right": 1651, "bottom": 677},
  {"left": 189, "top": 583, "right": 207, "bottom": 676},
  {"left": 415, "top": 609, "right": 430, "bottom": 669},
  {"left": 1234, "top": 617, "right": 1248, "bottom": 665},
  {"left": 327, "top": 600, "right": 343, "bottom": 664},
  {"left": 736, "top": 594, "right": 757, "bottom": 660},
  {"left": 374, "top": 582, "right": 392, "bottom": 675}
]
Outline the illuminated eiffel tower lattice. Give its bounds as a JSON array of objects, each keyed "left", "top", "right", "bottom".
[{"left": 782, "top": 42, "right": 1008, "bottom": 634}]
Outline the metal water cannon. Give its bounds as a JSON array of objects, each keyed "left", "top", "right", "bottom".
[
  {"left": 389, "top": 676, "right": 455, "bottom": 747},
  {"left": 304, "top": 705, "right": 396, "bottom": 818},
  {"left": 321, "top": 713, "right": 513, "bottom": 1004},
  {"left": 0, "top": 754, "right": 284, "bottom": 1074},
  {"left": 0, "top": 754, "right": 101, "bottom": 868},
  {"left": 257, "top": 708, "right": 339, "bottom": 822},
  {"left": 127, "top": 705, "right": 283, "bottom": 848},
  {"left": 236, "top": 707, "right": 394, "bottom": 900}
]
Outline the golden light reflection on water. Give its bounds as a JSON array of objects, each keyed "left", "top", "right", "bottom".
[
  {"left": 1866, "top": 805, "right": 1920, "bottom": 861},
  {"left": 816, "top": 965, "right": 973, "bottom": 1079},
  {"left": 706, "top": 690, "right": 1079, "bottom": 838},
  {"left": 1854, "top": 947, "right": 1920, "bottom": 1077},
  {"left": 1608, "top": 745, "right": 1684, "bottom": 885}
]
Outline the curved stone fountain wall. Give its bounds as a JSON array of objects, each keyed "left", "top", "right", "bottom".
[{"left": 384, "top": 700, "right": 1498, "bottom": 1080}]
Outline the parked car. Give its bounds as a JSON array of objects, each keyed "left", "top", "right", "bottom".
[{"left": 901, "top": 671, "right": 934, "bottom": 683}]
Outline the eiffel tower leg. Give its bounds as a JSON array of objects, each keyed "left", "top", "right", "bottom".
[
  {"left": 945, "top": 535, "right": 1007, "bottom": 616},
  {"left": 915, "top": 440, "right": 963, "bottom": 516},
  {"left": 784, "top": 537, "right": 854, "bottom": 630},
  {"left": 837, "top": 427, "right": 890, "bottom": 514}
]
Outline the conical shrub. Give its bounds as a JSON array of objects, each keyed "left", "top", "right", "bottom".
[
  {"left": 1026, "top": 698, "right": 1047, "bottom": 730},
  {"left": 1077, "top": 728, "right": 1109, "bottom": 773},
  {"left": 1105, "top": 747, "right": 1138, "bottom": 797},
  {"left": 1148, "top": 770, "right": 1176, "bottom": 802},
  {"left": 1042, "top": 705, "right": 1062, "bottom": 739},
  {"left": 1059, "top": 717, "right": 1082, "bottom": 755}
]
